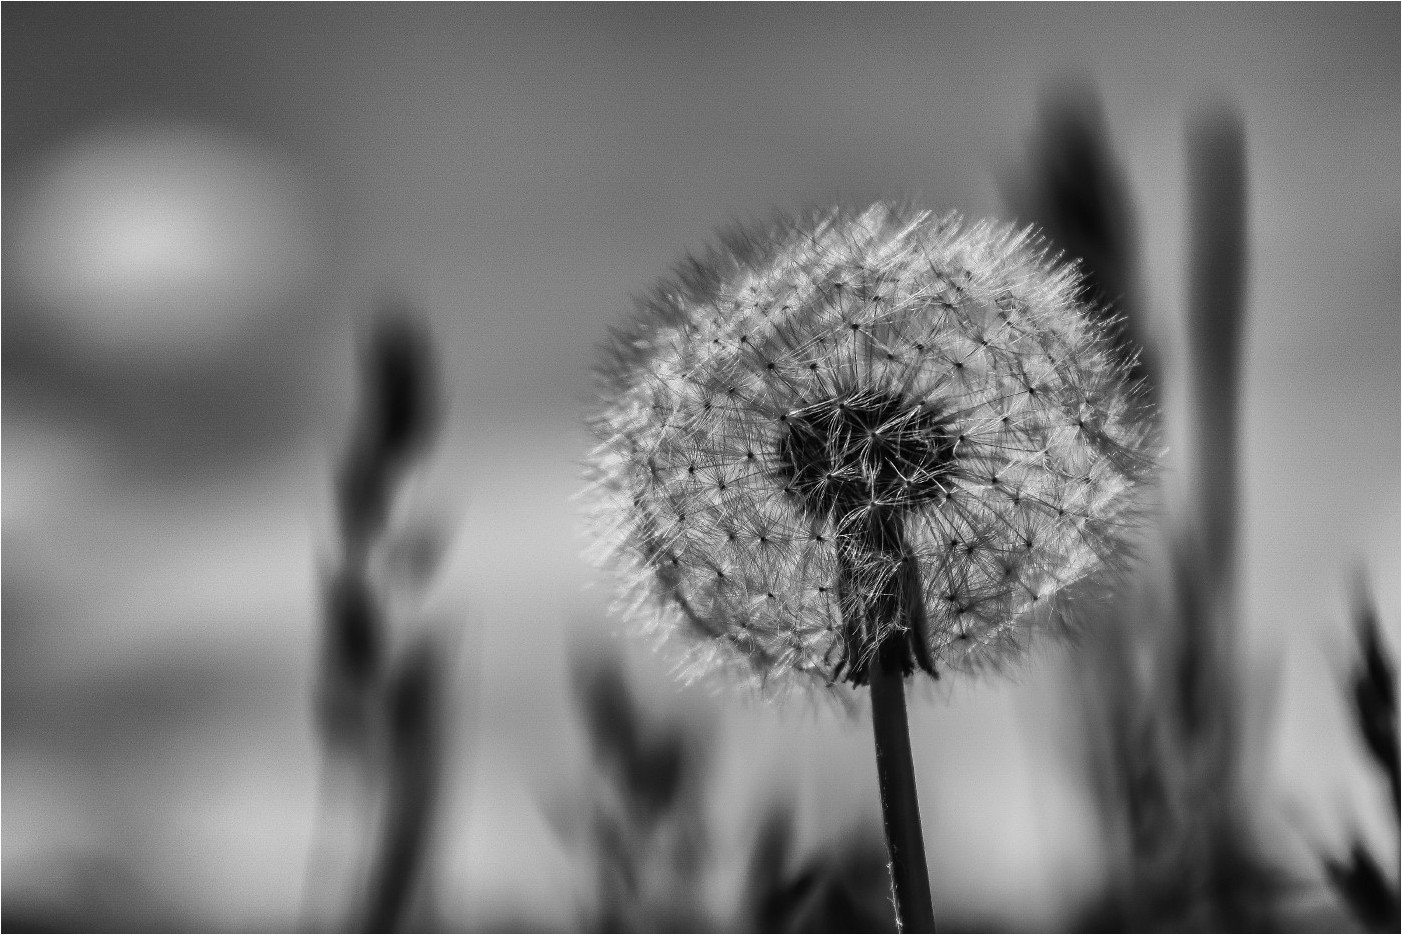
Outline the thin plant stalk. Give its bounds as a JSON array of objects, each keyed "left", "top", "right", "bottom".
[
  {"left": 869, "top": 644, "right": 936, "bottom": 933},
  {"left": 842, "top": 511, "right": 937, "bottom": 932}
]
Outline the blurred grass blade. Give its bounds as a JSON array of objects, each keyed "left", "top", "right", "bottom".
[
  {"left": 1351, "top": 580, "right": 1400, "bottom": 811},
  {"left": 307, "top": 299, "right": 448, "bottom": 932},
  {"left": 1185, "top": 102, "right": 1248, "bottom": 576},
  {"left": 1325, "top": 842, "right": 1401, "bottom": 934},
  {"left": 337, "top": 306, "right": 442, "bottom": 554},
  {"left": 365, "top": 641, "right": 445, "bottom": 932},
  {"left": 1004, "top": 79, "right": 1156, "bottom": 394}
]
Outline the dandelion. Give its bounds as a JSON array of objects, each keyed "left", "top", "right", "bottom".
[{"left": 585, "top": 203, "right": 1156, "bottom": 930}]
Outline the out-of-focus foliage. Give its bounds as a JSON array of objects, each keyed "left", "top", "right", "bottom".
[
  {"left": 1322, "top": 585, "right": 1400, "bottom": 933},
  {"left": 564, "top": 650, "right": 715, "bottom": 931},
  {"left": 1011, "top": 85, "right": 1299, "bottom": 932},
  {"left": 308, "top": 305, "right": 451, "bottom": 933},
  {"left": 562, "top": 650, "right": 900, "bottom": 933},
  {"left": 1002, "top": 83, "right": 1154, "bottom": 396},
  {"left": 739, "top": 802, "right": 895, "bottom": 933}
]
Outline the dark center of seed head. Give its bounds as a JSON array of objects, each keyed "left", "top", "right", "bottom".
[
  {"left": 775, "top": 390, "right": 957, "bottom": 523},
  {"left": 775, "top": 390, "right": 955, "bottom": 685}
]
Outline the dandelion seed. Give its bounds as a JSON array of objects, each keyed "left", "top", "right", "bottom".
[{"left": 586, "top": 203, "right": 1155, "bottom": 690}]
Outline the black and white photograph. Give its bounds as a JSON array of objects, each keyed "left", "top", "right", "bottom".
[{"left": 4, "top": 4, "right": 1399, "bottom": 932}]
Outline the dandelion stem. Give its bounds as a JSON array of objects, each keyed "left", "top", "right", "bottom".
[
  {"left": 834, "top": 511, "right": 937, "bottom": 931},
  {"left": 870, "top": 639, "right": 936, "bottom": 933}
]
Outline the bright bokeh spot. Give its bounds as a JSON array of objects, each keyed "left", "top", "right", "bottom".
[{"left": 9, "top": 123, "right": 321, "bottom": 358}]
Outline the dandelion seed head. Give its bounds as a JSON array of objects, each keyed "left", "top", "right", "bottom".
[{"left": 585, "top": 204, "right": 1156, "bottom": 692}]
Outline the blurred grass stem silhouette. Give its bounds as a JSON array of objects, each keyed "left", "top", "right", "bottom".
[
  {"left": 365, "top": 643, "right": 444, "bottom": 932},
  {"left": 1185, "top": 102, "right": 1247, "bottom": 583},
  {"left": 307, "top": 302, "right": 446, "bottom": 932}
]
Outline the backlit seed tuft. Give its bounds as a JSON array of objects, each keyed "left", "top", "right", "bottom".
[{"left": 585, "top": 204, "right": 1156, "bottom": 690}]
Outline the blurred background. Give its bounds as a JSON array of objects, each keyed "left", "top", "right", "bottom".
[{"left": 3, "top": 5, "right": 1398, "bottom": 931}]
